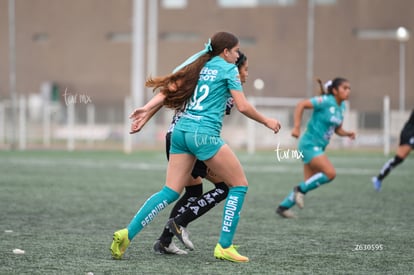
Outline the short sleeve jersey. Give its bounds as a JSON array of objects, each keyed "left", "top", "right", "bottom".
[
  {"left": 300, "top": 94, "right": 346, "bottom": 149},
  {"left": 401, "top": 110, "right": 414, "bottom": 137},
  {"left": 174, "top": 56, "right": 243, "bottom": 136}
]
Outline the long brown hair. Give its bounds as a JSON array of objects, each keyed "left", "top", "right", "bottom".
[{"left": 146, "top": 31, "right": 239, "bottom": 110}]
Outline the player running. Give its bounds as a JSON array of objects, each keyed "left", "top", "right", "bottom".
[
  {"left": 372, "top": 109, "right": 414, "bottom": 191},
  {"left": 276, "top": 77, "right": 356, "bottom": 218}
]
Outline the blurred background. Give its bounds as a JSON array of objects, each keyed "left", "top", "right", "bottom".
[{"left": 0, "top": 0, "right": 413, "bottom": 153}]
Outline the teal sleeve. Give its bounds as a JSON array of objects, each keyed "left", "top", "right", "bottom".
[
  {"left": 310, "top": 95, "right": 330, "bottom": 110},
  {"left": 227, "top": 66, "right": 243, "bottom": 92}
]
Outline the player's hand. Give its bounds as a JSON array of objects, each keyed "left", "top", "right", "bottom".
[
  {"left": 265, "top": 118, "right": 281, "bottom": 134},
  {"left": 348, "top": 131, "right": 356, "bottom": 140},
  {"left": 129, "top": 107, "right": 149, "bottom": 134},
  {"left": 129, "top": 107, "right": 148, "bottom": 120},
  {"left": 291, "top": 127, "right": 300, "bottom": 138},
  {"left": 130, "top": 117, "right": 147, "bottom": 134}
]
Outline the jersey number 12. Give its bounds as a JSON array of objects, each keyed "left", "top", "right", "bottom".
[{"left": 188, "top": 84, "right": 209, "bottom": 111}]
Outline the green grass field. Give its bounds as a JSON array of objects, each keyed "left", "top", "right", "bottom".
[{"left": 1, "top": 149, "right": 413, "bottom": 274}]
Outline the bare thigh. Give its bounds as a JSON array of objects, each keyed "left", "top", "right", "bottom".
[
  {"left": 204, "top": 144, "right": 248, "bottom": 187},
  {"left": 166, "top": 153, "right": 196, "bottom": 193},
  {"left": 305, "top": 154, "right": 336, "bottom": 180}
]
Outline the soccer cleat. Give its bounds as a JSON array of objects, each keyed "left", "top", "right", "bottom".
[
  {"left": 294, "top": 186, "right": 305, "bottom": 209},
  {"left": 153, "top": 239, "right": 188, "bottom": 255},
  {"left": 214, "top": 243, "right": 249, "bottom": 263},
  {"left": 276, "top": 206, "right": 297, "bottom": 218},
  {"left": 166, "top": 218, "right": 194, "bottom": 250},
  {"left": 372, "top": 176, "right": 382, "bottom": 192},
  {"left": 110, "top": 228, "right": 130, "bottom": 260}
]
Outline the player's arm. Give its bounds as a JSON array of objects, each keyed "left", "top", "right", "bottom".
[
  {"left": 291, "top": 99, "right": 313, "bottom": 138},
  {"left": 130, "top": 104, "right": 163, "bottom": 134},
  {"left": 335, "top": 124, "right": 356, "bottom": 139},
  {"left": 129, "top": 93, "right": 165, "bottom": 134},
  {"left": 231, "top": 90, "right": 281, "bottom": 133},
  {"left": 130, "top": 92, "right": 165, "bottom": 119}
]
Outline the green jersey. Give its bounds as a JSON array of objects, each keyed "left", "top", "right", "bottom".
[
  {"left": 300, "top": 94, "right": 346, "bottom": 149},
  {"left": 175, "top": 56, "right": 243, "bottom": 135}
]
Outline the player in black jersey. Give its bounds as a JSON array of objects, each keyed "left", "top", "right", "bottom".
[{"left": 372, "top": 109, "right": 414, "bottom": 191}]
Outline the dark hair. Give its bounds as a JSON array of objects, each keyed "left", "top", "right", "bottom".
[
  {"left": 317, "top": 77, "right": 348, "bottom": 95},
  {"left": 146, "top": 31, "right": 239, "bottom": 110},
  {"left": 236, "top": 51, "right": 247, "bottom": 69},
  {"left": 209, "top": 31, "right": 239, "bottom": 57}
]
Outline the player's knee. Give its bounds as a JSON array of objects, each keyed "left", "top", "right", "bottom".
[
  {"left": 325, "top": 170, "right": 336, "bottom": 181},
  {"left": 230, "top": 179, "right": 248, "bottom": 187},
  {"left": 239, "top": 178, "right": 249, "bottom": 187},
  {"left": 224, "top": 175, "right": 248, "bottom": 187}
]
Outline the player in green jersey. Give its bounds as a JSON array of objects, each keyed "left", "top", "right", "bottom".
[
  {"left": 111, "top": 32, "right": 281, "bottom": 262},
  {"left": 151, "top": 52, "right": 249, "bottom": 255},
  {"left": 276, "top": 78, "right": 356, "bottom": 218}
]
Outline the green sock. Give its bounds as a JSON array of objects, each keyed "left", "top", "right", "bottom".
[
  {"left": 218, "top": 186, "right": 248, "bottom": 248},
  {"left": 299, "top": 172, "right": 330, "bottom": 193},
  {"left": 127, "top": 186, "right": 179, "bottom": 240},
  {"left": 279, "top": 190, "right": 295, "bottom": 209}
]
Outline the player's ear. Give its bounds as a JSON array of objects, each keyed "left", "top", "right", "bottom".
[{"left": 223, "top": 48, "right": 230, "bottom": 57}]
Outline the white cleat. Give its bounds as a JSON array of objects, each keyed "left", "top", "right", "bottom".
[
  {"left": 166, "top": 218, "right": 194, "bottom": 250},
  {"left": 153, "top": 239, "right": 188, "bottom": 255},
  {"left": 294, "top": 187, "right": 305, "bottom": 209},
  {"left": 276, "top": 207, "right": 297, "bottom": 219}
]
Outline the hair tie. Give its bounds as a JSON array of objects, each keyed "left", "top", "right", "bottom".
[
  {"left": 324, "top": 80, "right": 332, "bottom": 90},
  {"left": 173, "top": 38, "right": 212, "bottom": 73},
  {"left": 204, "top": 39, "right": 212, "bottom": 52}
]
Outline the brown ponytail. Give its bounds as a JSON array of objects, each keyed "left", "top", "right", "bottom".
[
  {"left": 146, "top": 54, "right": 211, "bottom": 110},
  {"left": 316, "top": 78, "right": 326, "bottom": 95},
  {"left": 145, "top": 31, "right": 239, "bottom": 110}
]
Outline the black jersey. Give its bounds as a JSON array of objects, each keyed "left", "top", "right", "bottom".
[{"left": 400, "top": 109, "right": 414, "bottom": 147}]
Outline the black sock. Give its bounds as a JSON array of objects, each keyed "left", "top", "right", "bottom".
[
  {"left": 158, "top": 183, "right": 203, "bottom": 245},
  {"left": 296, "top": 185, "right": 306, "bottom": 194},
  {"left": 277, "top": 205, "right": 289, "bottom": 211},
  {"left": 377, "top": 155, "right": 404, "bottom": 181},
  {"left": 175, "top": 182, "right": 229, "bottom": 227}
]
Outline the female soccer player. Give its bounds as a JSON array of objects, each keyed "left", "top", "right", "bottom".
[
  {"left": 110, "top": 32, "right": 280, "bottom": 262},
  {"left": 372, "top": 109, "right": 414, "bottom": 191},
  {"left": 151, "top": 52, "right": 249, "bottom": 255},
  {"left": 276, "top": 78, "right": 355, "bottom": 218}
]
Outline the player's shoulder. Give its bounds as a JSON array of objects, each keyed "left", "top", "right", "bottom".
[
  {"left": 209, "top": 56, "right": 236, "bottom": 71},
  {"left": 312, "top": 94, "right": 331, "bottom": 104},
  {"left": 340, "top": 101, "right": 347, "bottom": 110},
  {"left": 323, "top": 94, "right": 340, "bottom": 107}
]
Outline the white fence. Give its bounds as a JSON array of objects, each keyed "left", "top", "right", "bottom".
[
  {"left": 243, "top": 96, "right": 410, "bottom": 155},
  {"left": 1, "top": 96, "right": 103, "bottom": 151},
  {"left": 0, "top": 95, "right": 410, "bottom": 155}
]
